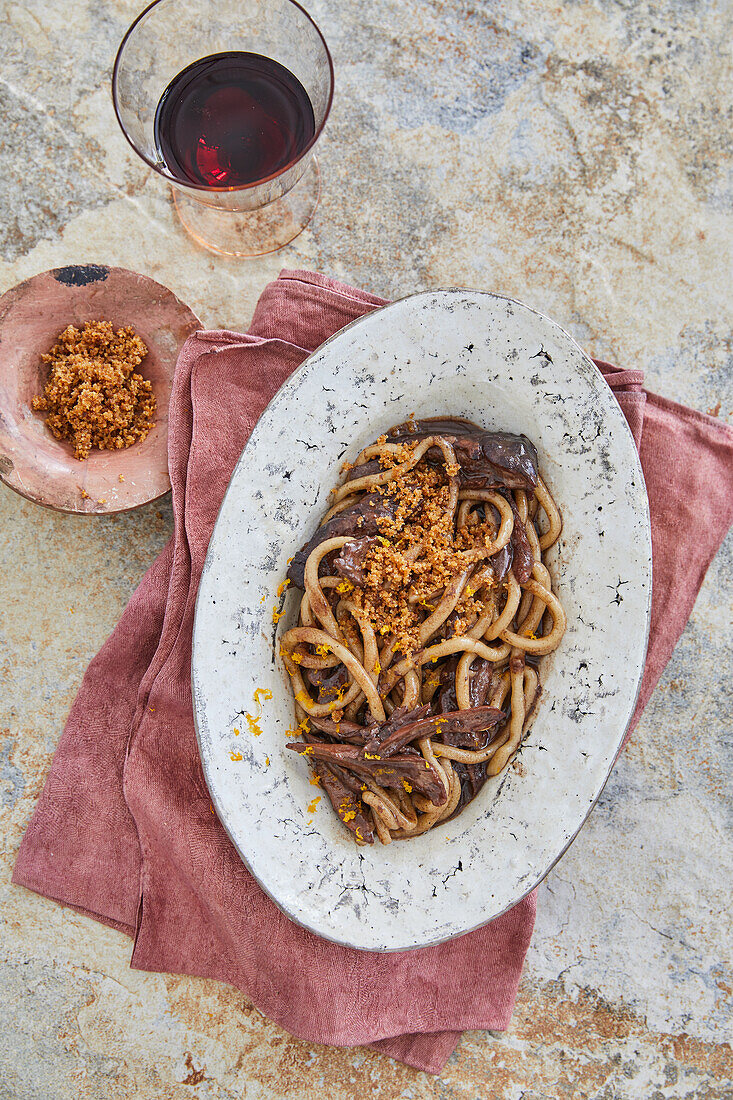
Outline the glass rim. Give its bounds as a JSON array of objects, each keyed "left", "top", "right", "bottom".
[{"left": 111, "top": 0, "right": 335, "bottom": 194}]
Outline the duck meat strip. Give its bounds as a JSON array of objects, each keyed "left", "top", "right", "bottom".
[
  {"left": 286, "top": 492, "right": 401, "bottom": 588},
  {"left": 304, "top": 714, "right": 425, "bottom": 751},
  {"left": 300, "top": 733, "right": 375, "bottom": 843},
  {"left": 320, "top": 770, "right": 374, "bottom": 843},
  {"left": 360, "top": 705, "right": 431, "bottom": 750},
  {"left": 305, "top": 663, "right": 350, "bottom": 703},
  {"left": 333, "top": 536, "right": 379, "bottom": 588},
  {"left": 490, "top": 543, "right": 513, "bottom": 585},
  {"left": 439, "top": 720, "right": 498, "bottom": 751},
  {"left": 453, "top": 432, "right": 538, "bottom": 491},
  {"left": 363, "top": 705, "right": 504, "bottom": 757},
  {"left": 346, "top": 458, "right": 381, "bottom": 481},
  {"left": 469, "top": 659, "right": 496, "bottom": 707},
  {"left": 318, "top": 766, "right": 375, "bottom": 844},
  {"left": 302, "top": 714, "right": 369, "bottom": 744},
  {"left": 447, "top": 760, "right": 490, "bottom": 820},
  {"left": 505, "top": 493, "right": 534, "bottom": 583},
  {"left": 311, "top": 765, "right": 375, "bottom": 844},
  {"left": 387, "top": 418, "right": 539, "bottom": 491},
  {"left": 435, "top": 655, "right": 459, "bottom": 713},
  {"left": 388, "top": 416, "right": 484, "bottom": 439},
  {"left": 287, "top": 741, "right": 448, "bottom": 805}
]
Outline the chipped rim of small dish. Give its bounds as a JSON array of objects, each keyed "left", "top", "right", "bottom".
[{"left": 191, "top": 287, "right": 652, "bottom": 951}]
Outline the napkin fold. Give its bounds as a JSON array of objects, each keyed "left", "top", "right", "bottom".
[{"left": 13, "top": 270, "right": 733, "bottom": 1074}]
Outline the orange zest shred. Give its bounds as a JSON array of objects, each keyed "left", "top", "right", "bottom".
[
  {"left": 337, "top": 797, "right": 357, "bottom": 824},
  {"left": 245, "top": 713, "right": 262, "bottom": 736},
  {"left": 242, "top": 688, "right": 271, "bottom": 737}
]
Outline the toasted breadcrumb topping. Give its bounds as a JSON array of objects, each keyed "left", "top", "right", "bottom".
[
  {"left": 342, "top": 443, "right": 500, "bottom": 653},
  {"left": 31, "top": 321, "right": 156, "bottom": 460}
]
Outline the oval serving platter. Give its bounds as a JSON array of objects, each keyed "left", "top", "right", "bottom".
[{"left": 192, "top": 290, "right": 652, "bottom": 952}]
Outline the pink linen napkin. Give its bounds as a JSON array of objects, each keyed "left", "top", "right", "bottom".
[{"left": 13, "top": 270, "right": 733, "bottom": 1074}]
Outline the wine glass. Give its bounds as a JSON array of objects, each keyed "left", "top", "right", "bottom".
[{"left": 112, "top": 0, "right": 334, "bottom": 258}]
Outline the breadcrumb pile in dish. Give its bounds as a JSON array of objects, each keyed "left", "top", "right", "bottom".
[{"left": 31, "top": 321, "right": 156, "bottom": 460}]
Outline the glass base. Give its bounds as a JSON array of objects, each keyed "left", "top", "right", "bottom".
[{"left": 172, "top": 159, "right": 320, "bottom": 258}]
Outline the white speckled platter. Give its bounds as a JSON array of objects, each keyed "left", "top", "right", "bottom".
[{"left": 192, "top": 290, "right": 652, "bottom": 952}]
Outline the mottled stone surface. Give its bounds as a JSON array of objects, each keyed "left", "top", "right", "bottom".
[{"left": 1, "top": 0, "right": 731, "bottom": 1097}]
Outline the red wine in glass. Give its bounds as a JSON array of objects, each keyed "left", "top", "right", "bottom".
[{"left": 154, "top": 51, "right": 316, "bottom": 187}]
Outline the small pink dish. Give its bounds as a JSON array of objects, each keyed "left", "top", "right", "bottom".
[{"left": 0, "top": 264, "right": 201, "bottom": 514}]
